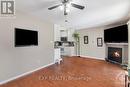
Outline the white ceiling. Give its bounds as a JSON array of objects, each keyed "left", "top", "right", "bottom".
[{"left": 16, "top": 0, "right": 130, "bottom": 29}]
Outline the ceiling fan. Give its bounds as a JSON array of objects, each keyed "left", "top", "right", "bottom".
[{"left": 48, "top": 0, "right": 85, "bottom": 15}]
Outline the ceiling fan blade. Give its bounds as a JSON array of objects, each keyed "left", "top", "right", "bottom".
[
  {"left": 71, "top": 3, "right": 85, "bottom": 10},
  {"left": 48, "top": 4, "right": 62, "bottom": 10}
]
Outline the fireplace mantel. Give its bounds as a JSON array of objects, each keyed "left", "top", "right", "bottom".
[
  {"left": 106, "top": 43, "right": 128, "bottom": 46},
  {"left": 105, "top": 43, "right": 128, "bottom": 65}
]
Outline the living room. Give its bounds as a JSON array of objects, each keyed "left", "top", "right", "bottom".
[{"left": 0, "top": 0, "right": 130, "bottom": 87}]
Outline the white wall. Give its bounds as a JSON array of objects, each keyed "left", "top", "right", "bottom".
[
  {"left": 77, "top": 28, "right": 106, "bottom": 60},
  {"left": 0, "top": 11, "right": 54, "bottom": 83}
]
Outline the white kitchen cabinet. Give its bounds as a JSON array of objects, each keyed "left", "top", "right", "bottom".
[
  {"left": 54, "top": 24, "right": 75, "bottom": 41},
  {"left": 54, "top": 24, "right": 68, "bottom": 41},
  {"left": 61, "top": 47, "right": 75, "bottom": 56},
  {"left": 60, "top": 30, "right": 68, "bottom": 37},
  {"left": 67, "top": 28, "right": 75, "bottom": 41},
  {"left": 54, "top": 24, "right": 60, "bottom": 41}
]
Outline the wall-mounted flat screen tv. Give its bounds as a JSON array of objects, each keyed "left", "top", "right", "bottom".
[
  {"left": 15, "top": 28, "right": 38, "bottom": 47},
  {"left": 104, "top": 25, "right": 128, "bottom": 43}
]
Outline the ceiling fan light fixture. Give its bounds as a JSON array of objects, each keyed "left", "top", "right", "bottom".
[
  {"left": 48, "top": 0, "right": 85, "bottom": 15},
  {"left": 59, "top": 5, "right": 64, "bottom": 10},
  {"left": 66, "top": 3, "right": 71, "bottom": 8},
  {"left": 66, "top": 8, "right": 70, "bottom": 13}
]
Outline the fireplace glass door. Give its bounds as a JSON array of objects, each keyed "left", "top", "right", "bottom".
[{"left": 108, "top": 47, "right": 122, "bottom": 63}]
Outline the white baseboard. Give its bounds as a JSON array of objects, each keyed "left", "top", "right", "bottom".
[
  {"left": 80, "top": 55, "right": 105, "bottom": 60},
  {"left": 0, "top": 62, "right": 55, "bottom": 85}
]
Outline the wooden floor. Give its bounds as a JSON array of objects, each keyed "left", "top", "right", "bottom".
[{"left": 0, "top": 57, "right": 126, "bottom": 87}]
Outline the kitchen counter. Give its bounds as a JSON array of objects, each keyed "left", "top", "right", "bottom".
[
  {"left": 54, "top": 46, "right": 74, "bottom": 48},
  {"left": 54, "top": 41, "right": 75, "bottom": 56}
]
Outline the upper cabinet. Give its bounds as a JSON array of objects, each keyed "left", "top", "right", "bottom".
[
  {"left": 60, "top": 30, "right": 68, "bottom": 37},
  {"left": 54, "top": 24, "right": 60, "bottom": 41},
  {"left": 68, "top": 28, "right": 75, "bottom": 41},
  {"left": 54, "top": 24, "right": 75, "bottom": 41}
]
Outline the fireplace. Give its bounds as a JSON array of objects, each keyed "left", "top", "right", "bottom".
[{"left": 108, "top": 47, "right": 122, "bottom": 64}]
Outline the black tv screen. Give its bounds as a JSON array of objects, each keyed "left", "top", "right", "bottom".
[
  {"left": 15, "top": 28, "right": 38, "bottom": 47},
  {"left": 104, "top": 25, "right": 128, "bottom": 43}
]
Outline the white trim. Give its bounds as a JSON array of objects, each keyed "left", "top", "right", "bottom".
[
  {"left": 127, "top": 20, "right": 130, "bottom": 25},
  {"left": 80, "top": 55, "right": 105, "bottom": 60},
  {"left": 106, "top": 43, "right": 128, "bottom": 46},
  {"left": 0, "top": 62, "right": 55, "bottom": 85}
]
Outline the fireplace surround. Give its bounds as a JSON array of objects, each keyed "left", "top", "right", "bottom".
[{"left": 106, "top": 43, "right": 128, "bottom": 65}]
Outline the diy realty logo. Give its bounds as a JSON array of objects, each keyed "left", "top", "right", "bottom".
[{"left": 0, "top": 0, "right": 15, "bottom": 17}]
